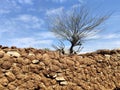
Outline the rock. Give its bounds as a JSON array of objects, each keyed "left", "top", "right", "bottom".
[
  {"left": 5, "top": 71, "right": 16, "bottom": 82},
  {"left": 42, "top": 54, "right": 50, "bottom": 60},
  {"left": 0, "top": 45, "right": 2, "bottom": 48},
  {"left": 39, "top": 83, "right": 46, "bottom": 89},
  {"left": 28, "top": 53, "right": 35, "bottom": 56},
  {"left": 27, "top": 55, "right": 36, "bottom": 60},
  {"left": 56, "top": 69, "right": 62, "bottom": 73},
  {"left": 57, "top": 72, "right": 63, "bottom": 77},
  {"left": 36, "top": 54, "right": 42, "bottom": 60},
  {"left": 105, "top": 54, "right": 111, "bottom": 59},
  {"left": 24, "top": 80, "right": 35, "bottom": 89},
  {"left": 41, "top": 77, "right": 50, "bottom": 86},
  {"left": 51, "top": 60, "right": 61, "bottom": 67},
  {"left": 80, "top": 65, "right": 86, "bottom": 68},
  {"left": 7, "top": 51, "right": 20, "bottom": 57},
  {"left": 0, "top": 84, "right": 5, "bottom": 90},
  {"left": 47, "top": 72, "right": 57, "bottom": 79},
  {"left": 22, "top": 65, "right": 30, "bottom": 73},
  {"left": 29, "top": 64, "right": 40, "bottom": 73},
  {"left": 39, "top": 62, "right": 45, "bottom": 66},
  {"left": 0, "top": 77, "right": 9, "bottom": 86},
  {"left": 1, "top": 46, "right": 8, "bottom": 49},
  {"left": 32, "top": 60, "right": 39, "bottom": 64},
  {"left": 117, "top": 54, "right": 120, "bottom": 57},
  {"left": 55, "top": 76, "right": 65, "bottom": 81},
  {"left": 66, "top": 59, "right": 74, "bottom": 66},
  {"left": 79, "top": 55, "right": 83, "bottom": 58},
  {"left": 39, "top": 62, "right": 45, "bottom": 70},
  {"left": 53, "top": 52, "right": 60, "bottom": 59},
  {"left": 97, "top": 59, "right": 103, "bottom": 63},
  {"left": 52, "top": 74, "right": 57, "bottom": 78},
  {"left": 23, "top": 58, "right": 31, "bottom": 65},
  {"left": 16, "top": 57, "right": 24, "bottom": 65},
  {"left": 0, "top": 51, "right": 4, "bottom": 58},
  {"left": 11, "top": 46, "right": 17, "bottom": 49},
  {"left": 0, "top": 70, "right": 4, "bottom": 78},
  {"left": 50, "top": 80, "right": 56, "bottom": 85},
  {"left": 7, "top": 83, "right": 16, "bottom": 90},
  {"left": 60, "top": 81, "right": 68, "bottom": 85},
  {"left": 96, "top": 49, "right": 110, "bottom": 55},
  {"left": 1, "top": 61, "right": 12, "bottom": 70},
  {"left": 16, "top": 74, "right": 26, "bottom": 80},
  {"left": 49, "top": 65, "right": 60, "bottom": 72},
  {"left": 44, "top": 59, "right": 51, "bottom": 66}
]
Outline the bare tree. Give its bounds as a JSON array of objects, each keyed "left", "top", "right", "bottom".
[
  {"left": 52, "top": 40, "right": 65, "bottom": 55},
  {"left": 48, "top": 6, "right": 111, "bottom": 54}
]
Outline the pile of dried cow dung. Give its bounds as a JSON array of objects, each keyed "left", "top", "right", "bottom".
[{"left": 0, "top": 46, "right": 119, "bottom": 90}]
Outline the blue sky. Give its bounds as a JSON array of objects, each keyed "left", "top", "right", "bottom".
[{"left": 0, "top": 0, "right": 120, "bottom": 53}]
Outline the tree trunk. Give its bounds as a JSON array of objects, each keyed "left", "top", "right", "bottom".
[{"left": 70, "top": 44, "right": 74, "bottom": 54}]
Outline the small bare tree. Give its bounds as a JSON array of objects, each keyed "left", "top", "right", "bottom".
[
  {"left": 52, "top": 40, "right": 65, "bottom": 55},
  {"left": 48, "top": 6, "right": 111, "bottom": 54}
]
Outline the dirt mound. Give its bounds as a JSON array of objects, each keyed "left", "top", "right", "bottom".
[{"left": 0, "top": 46, "right": 119, "bottom": 90}]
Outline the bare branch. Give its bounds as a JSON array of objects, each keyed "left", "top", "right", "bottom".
[{"left": 52, "top": 40, "right": 65, "bottom": 55}]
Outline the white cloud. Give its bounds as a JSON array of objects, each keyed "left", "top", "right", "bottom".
[
  {"left": 78, "top": 0, "right": 84, "bottom": 3},
  {"left": 46, "top": 7, "right": 64, "bottom": 16},
  {"left": 114, "top": 41, "right": 120, "bottom": 46},
  {"left": 72, "top": 4, "right": 81, "bottom": 8},
  {"left": 86, "top": 35, "right": 100, "bottom": 39},
  {"left": 36, "top": 32, "right": 55, "bottom": 39},
  {"left": 72, "top": 0, "right": 85, "bottom": 8},
  {"left": 55, "top": 0, "right": 66, "bottom": 3},
  {"left": 9, "top": 37, "right": 53, "bottom": 48},
  {"left": 0, "top": 0, "right": 34, "bottom": 15},
  {"left": 0, "top": 9, "right": 10, "bottom": 14},
  {"left": 86, "top": 33, "right": 120, "bottom": 40},
  {"left": 0, "top": 0, "right": 21, "bottom": 14},
  {"left": 14, "top": 14, "right": 44, "bottom": 29},
  {"left": 0, "top": 18, "right": 18, "bottom": 35},
  {"left": 0, "top": 14, "right": 45, "bottom": 39},
  {"left": 16, "top": 14, "right": 39, "bottom": 22},
  {"left": 18, "top": 0, "right": 33, "bottom": 5},
  {"left": 81, "top": 39, "right": 120, "bottom": 53},
  {"left": 103, "top": 34, "right": 119, "bottom": 39},
  {"left": 46, "top": 0, "right": 67, "bottom": 3}
]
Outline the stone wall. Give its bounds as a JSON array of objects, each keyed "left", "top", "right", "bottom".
[{"left": 0, "top": 46, "right": 119, "bottom": 90}]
